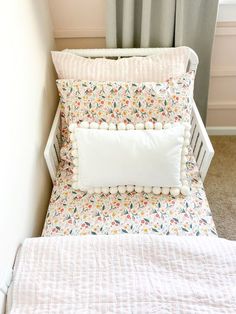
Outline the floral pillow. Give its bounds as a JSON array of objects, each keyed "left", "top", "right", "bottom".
[{"left": 56, "top": 71, "right": 194, "bottom": 163}]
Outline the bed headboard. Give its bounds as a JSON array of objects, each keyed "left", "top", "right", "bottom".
[{"left": 64, "top": 47, "right": 199, "bottom": 73}]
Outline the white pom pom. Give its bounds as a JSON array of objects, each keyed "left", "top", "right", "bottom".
[
  {"left": 102, "top": 187, "right": 109, "bottom": 194},
  {"left": 183, "top": 123, "right": 191, "bottom": 130},
  {"left": 100, "top": 122, "right": 108, "bottom": 129},
  {"left": 174, "top": 122, "right": 181, "bottom": 127},
  {"left": 118, "top": 186, "right": 126, "bottom": 194},
  {"left": 70, "top": 134, "right": 75, "bottom": 141},
  {"left": 154, "top": 122, "right": 162, "bottom": 130},
  {"left": 72, "top": 183, "right": 79, "bottom": 190},
  {"left": 152, "top": 187, "right": 161, "bottom": 195},
  {"left": 170, "top": 188, "right": 180, "bottom": 197},
  {"left": 72, "top": 142, "right": 77, "bottom": 149},
  {"left": 72, "top": 149, "right": 78, "bottom": 157},
  {"left": 135, "top": 186, "right": 143, "bottom": 193},
  {"left": 127, "top": 185, "right": 135, "bottom": 193},
  {"left": 144, "top": 186, "right": 152, "bottom": 193},
  {"left": 135, "top": 123, "right": 144, "bottom": 130},
  {"left": 90, "top": 122, "right": 99, "bottom": 129},
  {"left": 69, "top": 123, "right": 77, "bottom": 132},
  {"left": 162, "top": 187, "right": 170, "bottom": 195},
  {"left": 110, "top": 187, "right": 118, "bottom": 194},
  {"left": 185, "top": 131, "right": 191, "bottom": 138},
  {"left": 118, "top": 123, "right": 126, "bottom": 130},
  {"left": 73, "top": 159, "right": 79, "bottom": 166},
  {"left": 164, "top": 123, "right": 171, "bottom": 129},
  {"left": 94, "top": 187, "right": 102, "bottom": 194},
  {"left": 87, "top": 188, "right": 95, "bottom": 195},
  {"left": 72, "top": 175, "right": 77, "bottom": 182},
  {"left": 126, "top": 123, "right": 135, "bottom": 130},
  {"left": 145, "top": 122, "right": 153, "bottom": 130},
  {"left": 184, "top": 139, "right": 190, "bottom": 146},
  {"left": 74, "top": 128, "right": 80, "bottom": 135},
  {"left": 109, "top": 123, "right": 116, "bottom": 130},
  {"left": 182, "top": 180, "right": 188, "bottom": 186},
  {"left": 181, "top": 185, "right": 190, "bottom": 196},
  {"left": 73, "top": 167, "right": 78, "bottom": 174},
  {"left": 80, "top": 121, "right": 89, "bottom": 129},
  {"left": 177, "top": 137, "right": 184, "bottom": 144},
  {"left": 79, "top": 186, "right": 87, "bottom": 192},
  {"left": 182, "top": 147, "right": 188, "bottom": 155}
]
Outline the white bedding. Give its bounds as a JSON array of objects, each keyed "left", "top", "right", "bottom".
[{"left": 8, "top": 235, "right": 236, "bottom": 313}]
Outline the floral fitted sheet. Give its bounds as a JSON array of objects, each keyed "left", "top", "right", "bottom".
[{"left": 42, "top": 149, "right": 217, "bottom": 237}]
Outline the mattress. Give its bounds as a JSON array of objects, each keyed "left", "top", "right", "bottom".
[{"left": 42, "top": 150, "right": 217, "bottom": 236}]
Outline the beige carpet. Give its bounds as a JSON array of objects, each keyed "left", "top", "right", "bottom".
[{"left": 204, "top": 136, "right": 236, "bottom": 240}]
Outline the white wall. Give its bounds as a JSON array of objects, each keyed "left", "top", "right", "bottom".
[
  {"left": 0, "top": 0, "right": 58, "bottom": 311},
  {"left": 207, "top": 2, "right": 236, "bottom": 132},
  {"left": 218, "top": 0, "right": 236, "bottom": 21},
  {"left": 49, "top": 0, "right": 106, "bottom": 38},
  {"left": 49, "top": 0, "right": 106, "bottom": 50}
]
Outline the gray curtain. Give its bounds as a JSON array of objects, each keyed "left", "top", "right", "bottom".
[{"left": 106, "top": 0, "right": 219, "bottom": 123}]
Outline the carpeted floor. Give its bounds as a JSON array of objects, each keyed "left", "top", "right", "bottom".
[{"left": 204, "top": 136, "right": 236, "bottom": 240}]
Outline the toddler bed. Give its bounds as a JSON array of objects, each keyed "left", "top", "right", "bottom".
[
  {"left": 42, "top": 47, "right": 216, "bottom": 237},
  {"left": 8, "top": 48, "right": 236, "bottom": 314}
]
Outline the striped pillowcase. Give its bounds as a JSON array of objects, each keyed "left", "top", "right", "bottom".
[{"left": 52, "top": 47, "right": 190, "bottom": 82}]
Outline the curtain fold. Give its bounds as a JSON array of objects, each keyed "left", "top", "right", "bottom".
[{"left": 106, "top": 0, "right": 219, "bottom": 123}]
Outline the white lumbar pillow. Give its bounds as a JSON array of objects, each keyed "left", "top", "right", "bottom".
[{"left": 69, "top": 122, "right": 191, "bottom": 196}]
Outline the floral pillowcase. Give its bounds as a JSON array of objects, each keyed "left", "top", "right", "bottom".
[{"left": 56, "top": 71, "right": 195, "bottom": 163}]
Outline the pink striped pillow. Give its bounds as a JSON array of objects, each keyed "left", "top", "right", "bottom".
[{"left": 52, "top": 47, "right": 190, "bottom": 82}]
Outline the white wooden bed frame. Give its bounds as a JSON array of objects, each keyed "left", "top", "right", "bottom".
[{"left": 44, "top": 48, "right": 214, "bottom": 183}]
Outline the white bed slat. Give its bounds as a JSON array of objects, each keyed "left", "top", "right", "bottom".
[
  {"left": 54, "top": 133, "right": 61, "bottom": 159},
  {"left": 190, "top": 123, "right": 196, "bottom": 145},
  {"left": 197, "top": 146, "right": 206, "bottom": 170},
  {"left": 191, "top": 125, "right": 199, "bottom": 151},
  {"left": 193, "top": 136, "right": 202, "bottom": 161}
]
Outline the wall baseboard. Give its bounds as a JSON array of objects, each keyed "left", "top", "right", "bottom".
[
  {"left": 215, "top": 25, "right": 236, "bottom": 36},
  {"left": 211, "top": 67, "right": 236, "bottom": 77},
  {"left": 54, "top": 27, "right": 105, "bottom": 38},
  {"left": 207, "top": 126, "right": 236, "bottom": 135},
  {"left": 208, "top": 102, "right": 236, "bottom": 110}
]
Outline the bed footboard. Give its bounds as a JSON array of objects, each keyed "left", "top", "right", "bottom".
[{"left": 44, "top": 102, "right": 214, "bottom": 183}]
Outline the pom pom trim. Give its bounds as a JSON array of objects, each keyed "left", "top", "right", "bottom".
[{"left": 69, "top": 121, "right": 191, "bottom": 196}]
